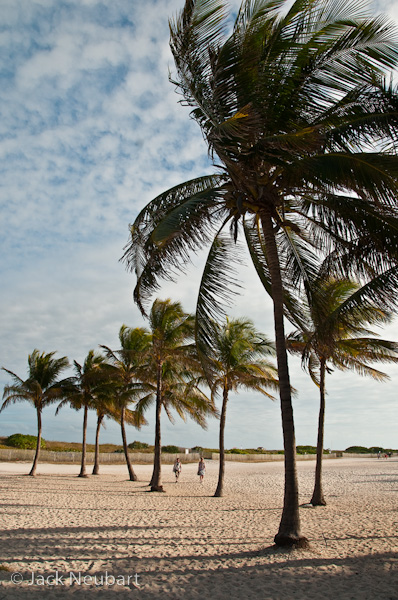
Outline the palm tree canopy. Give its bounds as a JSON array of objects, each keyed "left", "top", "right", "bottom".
[
  {"left": 2, "top": 349, "right": 70, "bottom": 412},
  {"left": 208, "top": 317, "right": 279, "bottom": 398},
  {"left": 149, "top": 298, "right": 195, "bottom": 359},
  {"left": 123, "top": 0, "right": 398, "bottom": 334},
  {"left": 134, "top": 298, "right": 217, "bottom": 425},
  {"left": 56, "top": 349, "right": 108, "bottom": 414},
  {"left": 287, "top": 274, "right": 398, "bottom": 384}
]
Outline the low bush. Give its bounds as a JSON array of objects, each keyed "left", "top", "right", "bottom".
[
  {"left": 296, "top": 445, "right": 317, "bottom": 455},
  {"left": 161, "top": 445, "right": 180, "bottom": 453},
  {"left": 6, "top": 433, "right": 45, "bottom": 450},
  {"left": 345, "top": 446, "right": 370, "bottom": 454},
  {"left": 128, "top": 441, "right": 149, "bottom": 450}
]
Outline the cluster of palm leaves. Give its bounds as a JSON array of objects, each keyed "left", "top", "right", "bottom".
[{"left": 122, "top": 0, "right": 398, "bottom": 546}]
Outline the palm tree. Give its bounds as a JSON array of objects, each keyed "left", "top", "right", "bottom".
[
  {"left": 56, "top": 350, "right": 107, "bottom": 478},
  {"left": 123, "top": 0, "right": 398, "bottom": 545},
  {"left": 101, "top": 325, "right": 152, "bottom": 481},
  {"left": 90, "top": 397, "right": 145, "bottom": 475},
  {"left": 137, "top": 298, "right": 215, "bottom": 492},
  {"left": 287, "top": 275, "right": 398, "bottom": 505},
  {"left": 207, "top": 317, "right": 279, "bottom": 497},
  {"left": 1, "top": 350, "right": 70, "bottom": 476}
]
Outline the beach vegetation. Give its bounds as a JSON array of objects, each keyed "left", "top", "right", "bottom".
[
  {"left": 56, "top": 350, "right": 108, "bottom": 478},
  {"left": 1, "top": 350, "right": 70, "bottom": 476},
  {"left": 288, "top": 274, "right": 398, "bottom": 505},
  {"left": 123, "top": 0, "right": 398, "bottom": 545},
  {"left": 5, "top": 433, "right": 46, "bottom": 450},
  {"left": 204, "top": 317, "right": 278, "bottom": 496},
  {"left": 128, "top": 440, "right": 150, "bottom": 450},
  {"left": 161, "top": 445, "right": 180, "bottom": 453},
  {"left": 135, "top": 298, "right": 216, "bottom": 492},
  {"left": 101, "top": 326, "right": 151, "bottom": 481}
]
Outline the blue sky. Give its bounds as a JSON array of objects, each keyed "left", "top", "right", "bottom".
[{"left": 1, "top": 0, "right": 398, "bottom": 452}]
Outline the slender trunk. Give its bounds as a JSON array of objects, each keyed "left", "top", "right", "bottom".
[
  {"left": 78, "top": 405, "right": 88, "bottom": 478},
  {"left": 121, "top": 406, "right": 137, "bottom": 481},
  {"left": 311, "top": 359, "right": 327, "bottom": 506},
  {"left": 29, "top": 408, "right": 42, "bottom": 476},
  {"left": 92, "top": 413, "right": 104, "bottom": 475},
  {"left": 261, "top": 211, "right": 307, "bottom": 547},
  {"left": 150, "top": 360, "right": 164, "bottom": 492},
  {"left": 214, "top": 384, "right": 228, "bottom": 497}
]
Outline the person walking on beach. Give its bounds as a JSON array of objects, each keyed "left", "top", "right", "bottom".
[
  {"left": 197, "top": 456, "right": 206, "bottom": 484},
  {"left": 173, "top": 457, "right": 182, "bottom": 483}
]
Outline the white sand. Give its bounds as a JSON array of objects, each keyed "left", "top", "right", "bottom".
[{"left": 0, "top": 457, "right": 397, "bottom": 599}]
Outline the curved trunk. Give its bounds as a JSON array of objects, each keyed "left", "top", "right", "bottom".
[
  {"left": 214, "top": 384, "right": 228, "bottom": 497},
  {"left": 92, "top": 413, "right": 104, "bottom": 475},
  {"left": 311, "top": 359, "right": 327, "bottom": 506},
  {"left": 150, "top": 360, "right": 164, "bottom": 492},
  {"left": 121, "top": 405, "right": 137, "bottom": 481},
  {"left": 29, "top": 408, "right": 42, "bottom": 476},
  {"left": 261, "top": 212, "right": 307, "bottom": 547},
  {"left": 78, "top": 405, "right": 89, "bottom": 478}
]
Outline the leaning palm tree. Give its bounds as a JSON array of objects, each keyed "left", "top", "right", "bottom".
[
  {"left": 208, "top": 317, "right": 279, "bottom": 497},
  {"left": 288, "top": 274, "right": 398, "bottom": 505},
  {"left": 56, "top": 350, "right": 107, "bottom": 478},
  {"left": 123, "top": 0, "right": 398, "bottom": 545},
  {"left": 1, "top": 350, "right": 70, "bottom": 476},
  {"left": 137, "top": 298, "right": 215, "bottom": 492},
  {"left": 101, "top": 325, "right": 152, "bottom": 481}
]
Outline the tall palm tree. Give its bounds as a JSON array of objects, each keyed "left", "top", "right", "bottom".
[
  {"left": 288, "top": 274, "right": 398, "bottom": 505},
  {"left": 123, "top": 0, "right": 398, "bottom": 545},
  {"left": 208, "top": 317, "right": 279, "bottom": 497},
  {"left": 101, "top": 325, "right": 152, "bottom": 481},
  {"left": 1, "top": 350, "right": 70, "bottom": 476},
  {"left": 137, "top": 298, "right": 215, "bottom": 492},
  {"left": 56, "top": 350, "right": 107, "bottom": 478}
]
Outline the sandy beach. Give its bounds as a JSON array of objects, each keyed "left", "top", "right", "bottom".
[{"left": 0, "top": 457, "right": 397, "bottom": 599}]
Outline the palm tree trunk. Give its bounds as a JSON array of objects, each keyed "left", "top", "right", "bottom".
[
  {"left": 29, "top": 408, "right": 42, "bottom": 477},
  {"left": 150, "top": 361, "right": 164, "bottom": 492},
  {"left": 214, "top": 385, "right": 228, "bottom": 497},
  {"left": 261, "top": 211, "right": 307, "bottom": 547},
  {"left": 78, "top": 405, "right": 88, "bottom": 478},
  {"left": 92, "top": 413, "right": 104, "bottom": 475},
  {"left": 311, "top": 359, "right": 327, "bottom": 506},
  {"left": 121, "top": 406, "right": 137, "bottom": 481}
]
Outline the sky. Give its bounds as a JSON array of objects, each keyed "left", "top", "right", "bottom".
[{"left": 1, "top": 0, "right": 398, "bottom": 453}]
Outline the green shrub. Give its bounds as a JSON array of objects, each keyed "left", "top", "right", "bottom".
[
  {"left": 345, "top": 446, "right": 370, "bottom": 453},
  {"left": 296, "top": 445, "right": 317, "bottom": 454},
  {"left": 191, "top": 446, "right": 203, "bottom": 453},
  {"left": 128, "top": 441, "right": 149, "bottom": 450},
  {"left": 6, "top": 434, "right": 46, "bottom": 450},
  {"left": 161, "top": 445, "right": 180, "bottom": 453}
]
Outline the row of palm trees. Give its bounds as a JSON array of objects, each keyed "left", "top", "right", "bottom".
[
  {"left": 121, "top": 0, "right": 398, "bottom": 546},
  {"left": 1, "top": 299, "right": 277, "bottom": 494},
  {"left": 3, "top": 276, "right": 397, "bottom": 507}
]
